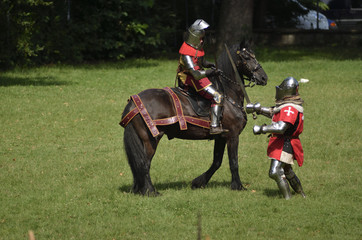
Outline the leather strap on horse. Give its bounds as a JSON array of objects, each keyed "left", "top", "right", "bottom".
[
  {"left": 184, "top": 116, "right": 210, "bottom": 129},
  {"left": 121, "top": 108, "right": 210, "bottom": 130},
  {"left": 131, "top": 94, "right": 160, "bottom": 137},
  {"left": 154, "top": 116, "right": 178, "bottom": 125},
  {"left": 120, "top": 107, "right": 138, "bottom": 128},
  {"left": 163, "top": 87, "right": 187, "bottom": 130},
  {"left": 120, "top": 90, "right": 211, "bottom": 136},
  {"left": 153, "top": 116, "right": 210, "bottom": 128}
]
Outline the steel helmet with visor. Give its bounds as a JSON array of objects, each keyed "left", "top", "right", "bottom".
[
  {"left": 275, "top": 77, "right": 299, "bottom": 101},
  {"left": 184, "top": 19, "right": 210, "bottom": 50}
]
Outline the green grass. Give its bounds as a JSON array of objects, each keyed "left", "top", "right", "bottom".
[{"left": 1, "top": 47, "right": 361, "bottom": 239}]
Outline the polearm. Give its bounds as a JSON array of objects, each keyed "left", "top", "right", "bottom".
[{"left": 224, "top": 43, "right": 257, "bottom": 120}]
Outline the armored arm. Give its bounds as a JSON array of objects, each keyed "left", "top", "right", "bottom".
[
  {"left": 245, "top": 102, "right": 273, "bottom": 118},
  {"left": 253, "top": 121, "right": 290, "bottom": 135},
  {"left": 181, "top": 55, "right": 219, "bottom": 80},
  {"left": 181, "top": 55, "right": 207, "bottom": 80},
  {"left": 201, "top": 57, "right": 216, "bottom": 68}
]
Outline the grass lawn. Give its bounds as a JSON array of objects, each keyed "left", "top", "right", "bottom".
[{"left": 0, "top": 46, "right": 361, "bottom": 239}]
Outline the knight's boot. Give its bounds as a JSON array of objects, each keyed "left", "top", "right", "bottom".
[
  {"left": 210, "top": 104, "right": 229, "bottom": 135},
  {"left": 277, "top": 178, "right": 292, "bottom": 200},
  {"left": 287, "top": 174, "right": 306, "bottom": 198},
  {"left": 269, "top": 159, "right": 292, "bottom": 200}
]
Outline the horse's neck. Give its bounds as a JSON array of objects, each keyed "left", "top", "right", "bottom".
[
  {"left": 223, "top": 82, "right": 244, "bottom": 107},
  {"left": 216, "top": 50, "right": 245, "bottom": 106}
]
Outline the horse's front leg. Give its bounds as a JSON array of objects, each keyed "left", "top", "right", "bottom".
[
  {"left": 227, "top": 137, "right": 246, "bottom": 190},
  {"left": 191, "top": 137, "right": 226, "bottom": 189}
]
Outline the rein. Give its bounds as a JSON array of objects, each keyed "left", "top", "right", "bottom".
[
  {"left": 225, "top": 95, "right": 244, "bottom": 110},
  {"left": 215, "top": 47, "right": 261, "bottom": 111},
  {"left": 216, "top": 47, "right": 260, "bottom": 88},
  {"left": 236, "top": 48, "right": 262, "bottom": 87},
  {"left": 215, "top": 72, "right": 243, "bottom": 110}
]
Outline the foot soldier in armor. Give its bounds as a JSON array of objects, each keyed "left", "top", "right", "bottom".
[
  {"left": 246, "top": 77, "right": 306, "bottom": 199},
  {"left": 177, "top": 19, "right": 228, "bottom": 135}
]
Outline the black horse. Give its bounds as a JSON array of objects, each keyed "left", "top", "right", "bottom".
[{"left": 120, "top": 43, "right": 268, "bottom": 195}]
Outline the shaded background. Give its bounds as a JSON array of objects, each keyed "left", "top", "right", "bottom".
[{"left": 0, "top": 0, "right": 361, "bottom": 69}]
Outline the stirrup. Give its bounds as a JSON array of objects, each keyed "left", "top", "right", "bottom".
[{"left": 210, "top": 126, "right": 229, "bottom": 135}]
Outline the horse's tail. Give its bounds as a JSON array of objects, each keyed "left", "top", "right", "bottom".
[
  {"left": 121, "top": 94, "right": 161, "bottom": 195},
  {"left": 123, "top": 122, "right": 150, "bottom": 194}
]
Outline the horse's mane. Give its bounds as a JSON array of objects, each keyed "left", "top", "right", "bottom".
[
  {"left": 211, "top": 43, "right": 245, "bottom": 95},
  {"left": 216, "top": 44, "right": 240, "bottom": 83}
]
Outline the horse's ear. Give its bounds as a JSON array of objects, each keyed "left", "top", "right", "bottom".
[
  {"left": 240, "top": 37, "right": 253, "bottom": 49},
  {"left": 239, "top": 39, "right": 246, "bottom": 49}
]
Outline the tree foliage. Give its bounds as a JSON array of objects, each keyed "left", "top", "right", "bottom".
[
  {"left": 0, "top": 0, "right": 178, "bottom": 69},
  {"left": 0, "top": 0, "right": 330, "bottom": 69}
]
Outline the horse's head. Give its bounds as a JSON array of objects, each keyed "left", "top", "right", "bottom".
[
  {"left": 235, "top": 43, "right": 268, "bottom": 86},
  {"left": 217, "top": 42, "right": 268, "bottom": 88}
]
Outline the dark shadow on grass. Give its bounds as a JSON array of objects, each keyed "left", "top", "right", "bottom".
[
  {"left": 118, "top": 181, "right": 190, "bottom": 194},
  {"left": 263, "top": 188, "right": 282, "bottom": 198},
  {"left": 156, "top": 181, "right": 190, "bottom": 190},
  {"left": 0, "top": 76, "right": 71, "bottom": 87},
  {"left": 119, "top": 185, "right": 133, "bottom": 194},
  {"left": 119, "top": 180, "right": 250, "bottom": 194},
  {"left": 205, "top": 180, "right": 250, "bottom": 189},
  {"left": 263, "top": 188, "right": 303, "bottom": 199}
]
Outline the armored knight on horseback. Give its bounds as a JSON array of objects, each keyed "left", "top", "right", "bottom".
[
  {"left": 246, "top": 77, "right": 306, "bottom": 200},
  {"left": 120, "top": 21, "right": 268, "bottom": 194},
  {"left": 177, "top": 19, "right": 228, "bottom": 135}
]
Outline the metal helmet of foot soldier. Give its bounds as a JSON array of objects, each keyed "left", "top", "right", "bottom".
[{"left": 275, "top": 77, "right": 299, "bottom": 101}]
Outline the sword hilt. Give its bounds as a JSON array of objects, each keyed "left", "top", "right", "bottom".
[{"left": 252, "top": 112, "right": 257, "bottom": 120}]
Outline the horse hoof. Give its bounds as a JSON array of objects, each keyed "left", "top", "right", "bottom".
[
  {"left": 231, "top": 182, "right": 247, "bottom": 191},
  {"left": 191, "top": 184, "right": 205, "bottom": 189},
  {"left": 191, "top": 174, "right": 207, "bottom": 189},
  {"left": 191, "top": 179, "right": 206, "bottom": 189},
  {"left": 134, "top": 188, "right": 161, "bottom": 196},
  {"left": 191, "top": 180, "right": 206, "bottom": 189}
]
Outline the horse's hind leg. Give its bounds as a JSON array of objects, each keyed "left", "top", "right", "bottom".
[
  {"left": 124, "top": 120, "right": 160, "bottom": 196},
  {"left": 192, "top": 138, "right": 226, "bottom": 189}
]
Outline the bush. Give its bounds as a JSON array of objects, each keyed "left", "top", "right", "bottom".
[{"left": 0, "top": 0, "right": 179, "bottom": 69}]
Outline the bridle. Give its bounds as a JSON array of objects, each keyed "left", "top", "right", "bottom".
[
  {"left": 235, "top": 48, "right": 263, "bottom": 87},
  {"left": 215, "top": 47, "right": 263, "bottom": 110},
  {"left": 217, "top": 47, "right": 262, "bottom": 88}
]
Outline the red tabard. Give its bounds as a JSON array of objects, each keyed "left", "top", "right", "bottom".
[
  {"left": 267, "top": 105, "right": 304, "bottom": 167},
  {"left": 178, "top": 42, "right": 211, "bottom": 92}
]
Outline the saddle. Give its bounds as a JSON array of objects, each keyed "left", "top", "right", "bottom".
[
  {"left": 120, "top": 87, "right": 211, "bottom": 137},
  {"left": 172, "top": 87, "right": 210, "bottom": 117}
]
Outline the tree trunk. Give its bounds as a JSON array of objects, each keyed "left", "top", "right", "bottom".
[
  {"left": 254, "top": 0, "right": 268, "bottom": 29},
  {"left": 215, "top": 0, "right": 254, "bottom": 55}
]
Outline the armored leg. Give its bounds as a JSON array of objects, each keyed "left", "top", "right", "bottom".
[
  {"left": 204, "top": 86, "right": 229, "bottom": 135},
  {"left": 269, "top": 159, "right": 292, "bottom": 200},
  {"left": 210, "top": 104, "right": 229, "bottom": 134},
  {"left": 284, "top": 165, "right": 306, "bottom": 198}
]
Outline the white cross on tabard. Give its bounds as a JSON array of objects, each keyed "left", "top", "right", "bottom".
[{"left": 284, "top": 107, "right": 295, "bottom": 116}]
